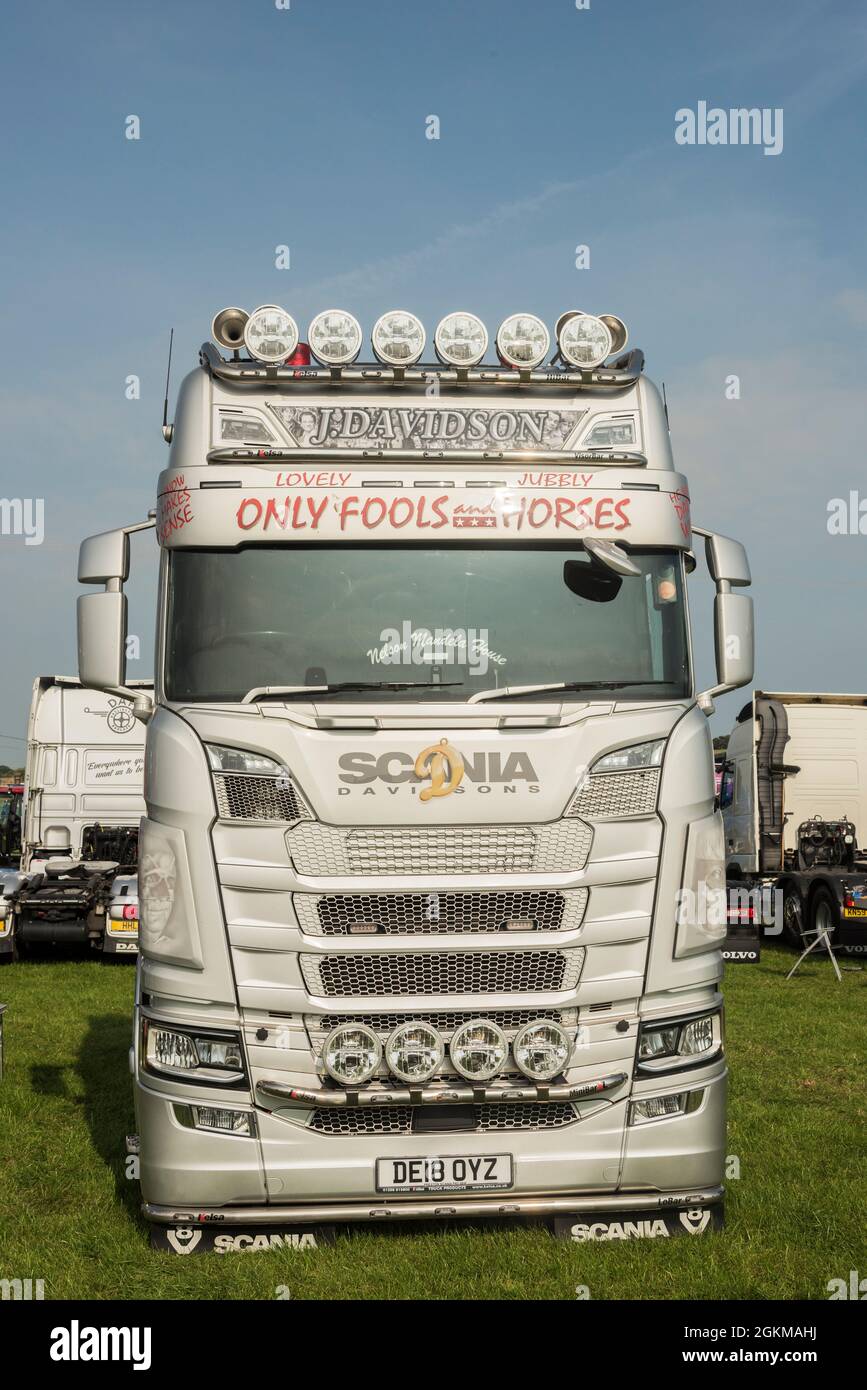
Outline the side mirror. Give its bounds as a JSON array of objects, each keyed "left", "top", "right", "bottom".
[
  {"left": 78, "top": 529, "right": 130, "bottom": 584},
  {"left": 76, "top": 520, "right": 155, "bottom": 720},
  {"left": 694, "top": 527, "right": 754, "bottom": 713},
  {"left": 704, "top": 534, "right": 751, "bottom": 587},
  {"left": 77, "top": 591, "right": 128, "bottom": 691},
  {"left": 714, "top": 591, "right": 754, "bottom": 689}
]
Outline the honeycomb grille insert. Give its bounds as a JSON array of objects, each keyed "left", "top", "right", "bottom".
[
  {"left": 309, "top": 1103, "right": 578, "bottom": 1135},
  {"left": 287, "top": 820, "right": 592, "bottom": 876},
  {"left": 300, "top": 947, "right": 584, "bottom": 997},
  {"left": 567, "top": 768, "right": 659, "bottom": 820},
  {"left": 294, "top": 889, "right": 588, "bottom": 937},
  {"left": 213, "top": 771, "right": 311, "bottom": 824}
]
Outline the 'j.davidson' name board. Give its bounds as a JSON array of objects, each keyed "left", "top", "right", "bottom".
[{"left": 267, "top": 404, "right": 589, "bottom": 453}]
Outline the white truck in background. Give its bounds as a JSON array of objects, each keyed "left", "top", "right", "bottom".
[
  {"left": 0, "top": 676, "right": 149, "bottom": 959},
  {"left": 721, "top": 691, "right": 867, "bottom": 951}
]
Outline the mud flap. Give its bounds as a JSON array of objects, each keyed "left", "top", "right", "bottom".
[
  {"left": 151, "top": 1223, "right": 337, "bottom": 1255},
  {"left": 553, "top": 1204, "right": 724, "bottom": 1242}
]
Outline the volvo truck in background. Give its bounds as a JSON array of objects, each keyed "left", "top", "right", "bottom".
[
  {"left": 0, "top": 676, "right": 148, "bottom": 960},
  {"left": 75, "top": 303, "right": 754, "bottom": 1250},
  {"left": 722, "top": 691, "right": 867, "bottom": 951}
]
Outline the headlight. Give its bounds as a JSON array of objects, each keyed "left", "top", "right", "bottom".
[
  {"left": 593, "top": 740, "right": 664, "bottom": 774},
  {"left": 371, "top": 310, "right": 425, "bottom": 366},
  {"left": 449, "top": 1019, "right": 508, "bottom": 1082},
  {"left": 636, "top": 1009, "right": 723, "bottom": 1075},
  {"left": 142, "top": 1020, "right": 245, "bottom": 1085},
  {"left": 205, "top": 744, "right": 283, "bottom": 776},
  {"left": 308, "top": 309, "right": 363, "bottom": 366},
  {"left": 434, "top": 311, "right": 488, "bottom": 366},
  {"left": 243, "top": 304, "right": 299, "bottom": 363},
  {"left": 495, "top": 312, "right": 550, "bottom": 368},
  {"left": 512, "top": 1020, "right": 571, "bottom": 1080},
  {"left": 556, "top": 311, "right": 612, "bottom": 368},
  {"left": 385, "top": 1022, "right": 444, "bottom": 1083},
  {"left": 322, "top": 1023, "right": 381, "bottom": 1086}
]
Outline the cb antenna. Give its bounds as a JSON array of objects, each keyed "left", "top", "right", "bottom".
[
  {"left": 161, "top": 328, "right": 175, "bottom": 443},
  {"left": 662, "top": 380, "right": 670, "bottom": 429}
]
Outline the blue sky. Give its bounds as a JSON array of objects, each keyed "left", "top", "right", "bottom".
[{"left": 1, "top": 0, "right": 866, "bottom": 757}]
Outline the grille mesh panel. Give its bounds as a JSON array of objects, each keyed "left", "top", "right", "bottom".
[
  {"left": 306, "top": 1008, "right": 568, "bottom": 1037},
  {"left": 300, "top": 947, "right": 583, "bottom": 997},
  {"left": 288, "top": 820, "right": 592, "bottom": 876},
  {"left": 214, "top": 771, "right": 311, "bottom": 823},
  {"left": 295, "top": 889, "right": 588, "bottom": 937},
  {"left": 567, "top": 769, "right": 659, "bottom": 820},
  {"left": 309, "top": 1103, "right": 578, "bottom": 1135}
]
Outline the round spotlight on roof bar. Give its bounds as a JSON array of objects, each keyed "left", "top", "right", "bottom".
[
  {"left": 385, "top": 1022, "right": 444, "bottom": 1084},
  {"left": 308, "top": 309, "right": 363, "bottom": 366},
  {"left": 212, "top": 306, "right": 249, "bottom": 350},
  {"left": 495, "top": 313, "right": 550, "bottom": 369},
  {"left": 449, "top": 1018, "right": 509, "bottom": 1082},
  {"left": 243, "top": 304, "right": 299, "bottom": 363},
  {"left": 322, "top": 1023, "right": 381, "bottom": 1087},
  {"left": 371, "top": 310, "right": 426, "bottom": 366},
  {"left": 556, "top": 311, "right": 613, "bottom": 369},
  {"left": 600, "top": 314, "right": 628, "bottom": 355},
  {"left": 434, "top": 311, "right": 488, "bottom": 367},
  {"left": 512, "top": 1019, "right": 572, "bottom": 1081}
]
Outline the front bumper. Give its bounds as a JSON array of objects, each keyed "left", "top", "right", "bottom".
[
  {"left": 135, "top": 1064, "right": 727, "bottom": 1213},
  {"left": 144, "top": 1184, "right": 725, "bottom": 1227}
]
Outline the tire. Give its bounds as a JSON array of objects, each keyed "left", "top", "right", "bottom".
[
  {"left": 781, "top": 884, "right": 805, "bottom": 946},
  {"left": 809, "top": 885, "right": 841, "bottom": 944}
]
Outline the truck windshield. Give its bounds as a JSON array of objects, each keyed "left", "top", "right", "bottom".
[{"left": 165, "top": 545, "right": 691, "bottom": 702}]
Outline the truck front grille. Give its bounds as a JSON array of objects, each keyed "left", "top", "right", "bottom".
[
  {"left": 309, "top": 1103, "right": 579, "bottom": 1136},
  {"left": 299, "top": 947, "right": 584, "bottom": 998},
  {"left": 287, "top": 820, "right": 592, "bottom": 876},
  {"left": 567, "top": 769, "right": 659, "bottom": 820},
  {"left": 294, "top": 888, "right": 588, "bottom": 936},
  {"left": 213, "top": 771, "right": 311, "bottom": 824}
]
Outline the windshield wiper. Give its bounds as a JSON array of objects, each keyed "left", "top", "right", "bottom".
[
  {"left": 243, "top": 681, "right": 463, "bottom": 703},
  {"left": 469, "top": 680, "right": 667, "bottom": 704}
]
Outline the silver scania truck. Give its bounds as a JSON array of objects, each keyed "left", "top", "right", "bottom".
[{"left": 75, "top": 304, "right": 754, "bottom": 1250}]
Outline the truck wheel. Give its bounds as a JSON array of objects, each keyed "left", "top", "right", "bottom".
[
  {"left": 781, "top": 885, "right": 805, "bottom": 946},
  {"left": 809, "top": 886, "right": 840, "bottom": 944}
]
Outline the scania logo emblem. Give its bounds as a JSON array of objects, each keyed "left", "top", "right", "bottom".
[
  {"left": 414, "top": 738, "right": 464, "bottom": 802},
  {"left": 166, "top": 1226, "right": 202, "bottom": 1254},
  {"left": 678, "top": 1208, "right": 711, "bottom": 1236}
]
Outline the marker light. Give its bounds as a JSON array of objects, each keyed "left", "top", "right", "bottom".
[
  {"left": 371, "top": 310, "right": 426, "bottom": 366},
  {"left": 495, "top": 313, "right": 550, "bottom": 369},
  {"left": 434, "top": 311, "right": 488, "bottom": 367},
  {"left": 308, "top": 309, "right": 363, "bottom": 366},
  {"left": 243, "top": 304, "right": 299, "bottom": 363},
  {"left": 556, "top": 312, "right": 613, "bottom": 368},
  {"left": 385, "top": 1022, "right": 444, "bottom": 1083},
  {"left": 512, "top": 1020, "right": 572, "bottom": 1081},
  {"left": 449, "top": 1019, "right": 508, "bottom": 1082},
  {"left": 322, "top": 1023, "right": 381, "bottom": 1086}
]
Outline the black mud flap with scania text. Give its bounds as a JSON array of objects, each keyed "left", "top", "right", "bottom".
[
  {"left": 151, "top": 1223, "right": 337, "bottom": 1255},
  {"left": 554, "top": 1203, "right": 724, "bottom": 1243}
]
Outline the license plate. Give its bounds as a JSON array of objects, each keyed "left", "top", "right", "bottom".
[
  {"left": 843, "top": 908, "right": 867, "bottom": 917},
  {"left": 376, "top": 1154, "right": 512, "bottom": 1194}
]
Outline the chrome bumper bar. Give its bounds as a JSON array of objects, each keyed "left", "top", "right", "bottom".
[
  {"left": 256, "top": 1071, "right": 628, "bottom": 1110},
  {"left": 145, "top": 1185, "right": 724, "bottom": 1227}
]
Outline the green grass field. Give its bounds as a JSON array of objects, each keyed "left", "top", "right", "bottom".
[{"left": 0, "top": 943, "right": 864, "bottom": 1301}]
